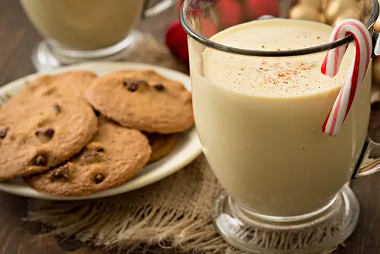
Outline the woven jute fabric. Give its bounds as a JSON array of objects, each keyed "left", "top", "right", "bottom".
[
  {"left": 27, "top": 33, "right": 349, "bottom": 254},
  {"left": 28, "top": 155, "right": 234, "bottom": 253}
]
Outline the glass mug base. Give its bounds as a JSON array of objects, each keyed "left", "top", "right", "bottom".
[
  {"left": 31, "top": 30, "right": 142, "bottom": 72},
  {"left": 213, "top": 185, "right": 359, "bottom": 254}
]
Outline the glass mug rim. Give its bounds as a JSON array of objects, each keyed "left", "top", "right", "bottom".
[{"left": 180, "top": 0, "right": 380, "bottom": 57}]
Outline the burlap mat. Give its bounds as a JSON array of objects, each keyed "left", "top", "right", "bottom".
[
  {"left": 28, "top": 155, "right": 236, "bottom": 253},
  {"left": 27, "top": 33, "right": 371, "bottom": 254}
]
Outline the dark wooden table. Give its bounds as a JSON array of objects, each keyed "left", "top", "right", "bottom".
[{"left": 1, "top": 0, "right": 380, "bottom": 253}]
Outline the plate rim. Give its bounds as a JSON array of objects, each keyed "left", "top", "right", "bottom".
[{"left": 0, "top": 61, "right": 202, "bottom": 200}]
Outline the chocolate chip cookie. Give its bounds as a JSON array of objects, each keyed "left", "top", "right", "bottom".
[
  {"left": 86, "top": 70, "right": 194, "bottom": 133},
  {"left": 26, "top": 118, "right": 151, "bottom": 197},
  {"left": 146, "top": 133, "right": 178, "bottom": 163},
  {"left": 0, "top": 96, "right": 97, "bottom": 180},
  {"left": 1, "top": 71, "right": 97, "bottom": 112}
]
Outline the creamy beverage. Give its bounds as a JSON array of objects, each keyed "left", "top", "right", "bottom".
[
  {"left": 20, "top": 0, "right": 143, "bottom": 50},
  {"left": 189, "top": 19, "right": 371, "bottom": 216}
]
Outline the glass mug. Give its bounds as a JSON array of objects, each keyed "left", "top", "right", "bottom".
[
  {"left": 20, "top": 0, "right": 175, "bottom": 71},
  {"left": 181, "top": 0, "right": 380, "bottom": 253}
]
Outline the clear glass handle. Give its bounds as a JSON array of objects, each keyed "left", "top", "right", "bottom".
[
  {"left": 141, "top": 0, "right": 176, "bottom": 19},
  {"left": 373, "top": 30, "right": 380, "bottom": 56},
  {"left": 352, "top": 30, "right": 380, "bottom": 178},
  {"left": 353, "top": 138, "right": 380, "bottom": 178}
]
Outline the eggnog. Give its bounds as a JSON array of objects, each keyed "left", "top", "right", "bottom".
[
  {"left": 20, "top": 0, "right": 143, "bottom": 50},
  {"left": 189, "top": 19, "right": 371, "bottom": 216}
]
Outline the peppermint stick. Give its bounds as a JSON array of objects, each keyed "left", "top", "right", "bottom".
[{"left": 321, "top": 19, "right": 372, "bottom": 136}]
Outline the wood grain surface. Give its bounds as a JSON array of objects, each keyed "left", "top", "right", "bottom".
[{"left": 0, "top": 0, "right": 379, "bottom": 253}]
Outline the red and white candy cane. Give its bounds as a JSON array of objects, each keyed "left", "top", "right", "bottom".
[{"left": 321, "top": 19, "right": 372, "bottom": 137}]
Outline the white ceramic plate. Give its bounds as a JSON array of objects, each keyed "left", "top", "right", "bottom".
[{"left": 0, "top": 62, "right": 202, "bottom": 200}]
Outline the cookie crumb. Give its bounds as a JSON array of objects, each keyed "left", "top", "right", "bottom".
[{"left": 82, "top": 151, "right": 100, "bottom": 159}]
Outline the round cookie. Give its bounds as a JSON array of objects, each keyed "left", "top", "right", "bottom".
[
  {"left": 86, "top": 70, "right": 194, "bottom": 134},
  {"left": 1, "top": 71, "right": 97, "bottom": 112},
  {"left": 26, "top": 118, "right": 151, "bottom": 197},
  {"left": 146, "top": 133, "right": 178, "bottom": 163},
  {"left": 27, "top": 71, "right": 97, "bottom": 99},
  {"left": 0, "top": 96, "right": 97, "bottom": 181}
]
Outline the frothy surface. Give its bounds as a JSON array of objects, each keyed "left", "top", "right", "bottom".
[{"left": 203, "top": 19, "right": 354, "bottom": 97}]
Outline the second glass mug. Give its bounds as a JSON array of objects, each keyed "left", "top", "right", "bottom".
[
  {"left": 181, "top": 0, "right": 380, "bottom": 253},
  {"left": 20, "top": 0, "right": 175, "bottom": 71}
]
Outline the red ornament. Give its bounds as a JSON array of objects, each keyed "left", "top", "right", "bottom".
[
  {"left": 245, "top": 0, "right": 279, "bottom": 20},
  {"left": 168, "top": 1, "right": 221, "bottom": 67},
  {"left": 165, "top": 21, "right": 189, "bottom": 66},
  {"left": 177, "top": 0, "right": 185, "bottom": 14},
  {"left": 178, "top": 44, "right": 190, "bottom": 67},
  {"left": 216, "top": 0, "right": 244, "bottom": 29},
  {"left": 200, "top": 17, "right": 218, "bottom": 38},
  {"left": 165, "top": 22, "right": 188, "bottom": 56}
]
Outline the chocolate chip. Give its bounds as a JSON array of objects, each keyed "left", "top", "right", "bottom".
[
  {"left": 35, "top": 128, "right": 55, "bottom": 140},
  {"left": 0, "top": 127, "right": 9, "bottom": 139},
  {"left": 124, "top": 81, "right": 138, "bottom": 92},
  {"left": 33, "top": 155, "right": 48, "bottom": 166},
  {"left": 123, "top": 79, "right": 148, "bottom": 92},
  {"left": 153, "top": 84, "right": 165, "bottom": 91},
  {"left": 122, "top": 79, "right": 129, "bottom": 86},
  {"left": 128, "top": 83, "right": 138, "bottom": 92},
  {"left": 96, "top": 147, "right": 104, "bottom": 152},
  {"left": 50, "top": 164, "right": 69, "bottom": 181},
  {"left": 53, "top": 103, "right": 61, "bottom": 113},
  {"left": 94, "top": 174, "right": 105, "bottom": 184},
  {"left": 44, "top": 128, "right": 55, "bottom": 139}
]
